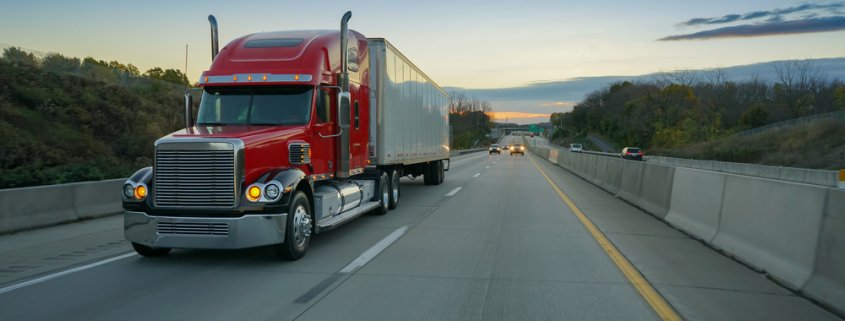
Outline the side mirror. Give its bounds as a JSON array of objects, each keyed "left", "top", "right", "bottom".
[
  {"left": 338, "top": 92, "right": 351, "bottom": 127},
  {"left": 184, "top": 92, "right": 194, "bottom": 128},
  {"left": 184, "top": 88, "right": 202, "bottom": 129}
]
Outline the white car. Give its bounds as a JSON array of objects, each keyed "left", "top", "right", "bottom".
[{"left": 569, "top": 143, "right": 583, "bottom": 153}]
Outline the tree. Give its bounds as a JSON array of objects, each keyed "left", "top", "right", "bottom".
[
  {"left": 145, "top": 67, "right": 189, "bottom": 86},
  {"left": 774, "top": 60, "right": 824, "bottom": 118},
  {"left": 2, "top": 47, "right": 39, "bottom": 67}
]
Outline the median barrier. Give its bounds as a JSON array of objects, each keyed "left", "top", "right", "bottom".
[
  {"left": 802, "top": 188, "right": 845, "bottom": 316},
  {"left": 72, "top": 179, "right": 125, "bottom": 219},
  {"left": 635, "top": 163, "right": 675, "bottom": 219},
  {"left": 0, "top": 178, "right": 126, "bottom": 234},
  {"left": 664, "top": 168, "right": 726, "bottom": 242},
  {"left": 586, "top": 154, "right": 600, "bottom": 183},
  {"left": 712, "top": 175, "right": 826, "bottom": 289},
  {"left": 616, "top": 160, "right": 645, "bottom": 203},
  {"left": 600, "top": 158, "right": 624, "bottom": 195},
  {"left": 592, "top": 156, "right": 608, "bottom": 186},
  {"left": 549, "top": 148, "right": 559, "bottom": 164}
]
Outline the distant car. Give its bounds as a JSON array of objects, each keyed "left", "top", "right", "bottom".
[
  {"left": 489, "top": 144, "right": 501, "bottom": 154},
  {"left": 569, "top": 143, "right": 583, "bottom": 153},
  {"left": 621, "top": 147, "right": 643, "bottom": 160},
  {"left": 510, "top": 143, "right": 525, "bottom": 155}
]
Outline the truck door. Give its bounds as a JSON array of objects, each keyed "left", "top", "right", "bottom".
[{"left": 312, "top": 87, "right": 337, "bottom": 176}]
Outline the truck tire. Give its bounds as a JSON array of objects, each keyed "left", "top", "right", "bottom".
[
  {"left": 131, "top": 242, "right": 171, "bottom": 257},
  {"left": 276, "top": 191, "right": 312, "bottom": 261},
  {"left": 388, "top": 169, "right": 400, "bottom": 209},
  {"left": 423, "top": 163, "right": 433, "bottom": 185},
  {"left": 374, "top": 172, "right": 389, "bottom": 215},
  {"left": 437, "top": 160, "right": 445, "bottom": 185}
]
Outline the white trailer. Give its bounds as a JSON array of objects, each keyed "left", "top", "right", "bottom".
[{"left": 367, "top": 38, "right": 450, "bottom": 169}]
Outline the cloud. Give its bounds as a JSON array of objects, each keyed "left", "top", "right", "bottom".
[
  {"left": 680, "top": 2, "right": 844, "bottom": 26},
  {"left": 660, "top": 16, "right": 845, "bottom": 41},
  {"left": 540, "top": 101, "right": 576, "bottom": 108},
  {"left": 488, "top": 111, "right": 550, "bottom": 121}
]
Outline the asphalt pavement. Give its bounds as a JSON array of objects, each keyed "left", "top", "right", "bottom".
[{"left": 0, "top": 137, "right": 840, "bottom": 321}]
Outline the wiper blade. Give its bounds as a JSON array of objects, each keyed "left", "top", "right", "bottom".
[
  {"left": 197, "top": 122, "right": 228, "bottom": 126},
  {"left": 248, "top": 123, "right": 282, "bottom": 126}
]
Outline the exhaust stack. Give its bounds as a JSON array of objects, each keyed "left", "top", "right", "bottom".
[
  {"left": 339, "top": 11, "right": 352, "bottom": 92},
  {"left": 337, "top": 11, "right": 352, "bottom": 178},
  {"left": 208, "top": 15, "right": 219, "bottom": 61}
]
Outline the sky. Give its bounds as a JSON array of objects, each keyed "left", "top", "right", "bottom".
[{"left": 1, "top": 0, "right": 844, "bottom": 124}]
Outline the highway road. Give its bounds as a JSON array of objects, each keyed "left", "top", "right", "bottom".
[{"left": 0, "top": 136, "right": 840, "bottom": 321}]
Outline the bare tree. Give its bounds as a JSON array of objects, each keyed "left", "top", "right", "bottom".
[{"left": 774, "top": 60, "right": 826, "bottom": 118}]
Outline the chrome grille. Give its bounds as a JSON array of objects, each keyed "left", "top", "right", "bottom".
[
  {"left": 157, "top": 222, "right": 229, "bottom": 235},
  {"left": 155, "top": 146, "right": 235, "bottom": 208},
  {"left": 289, "top": 142, "right": 311, "bottom": 165}
]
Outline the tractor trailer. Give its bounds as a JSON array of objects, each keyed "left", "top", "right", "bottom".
[{"left": 122, "top": 12, "right": 450, "bottom": 260}]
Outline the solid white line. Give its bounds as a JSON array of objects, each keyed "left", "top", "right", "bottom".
[
  {"left": 0, "top": 252, "right": 136, "bottom": 295},
  {"left": 473, "top": 173, "right": 481, "bottom": 178},
  {"left": 445, "top": 187, "right": 462, "bottom": 197},
  {"left": 339, "top": 225, "right": 408, "bottom": 274}
]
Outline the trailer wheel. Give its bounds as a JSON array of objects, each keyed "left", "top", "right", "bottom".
[
  {"left": 276, "top": 191, "right": 312, "bottom": 261},
  {"left": 388, "top": 169, "right": 400, "bottom": 209},
  {"left": 436, "top": 160, "right": 445, "bottom": 185},
  {"left": 131, "top": 242, "right": 171, "bottom": 257},
  {"left": 423, "top": 163, "right": 433, "bottom": 185},
  {"left": 374, "top": 171, "right": 389, "bottom": 215}
]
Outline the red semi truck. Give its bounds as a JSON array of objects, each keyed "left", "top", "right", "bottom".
[{"left": 122, "top": 12, "right": 450, "bottom": 260}]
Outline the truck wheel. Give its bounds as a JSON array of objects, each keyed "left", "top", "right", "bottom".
[
  {"left": 423, "top": 163, "right": 433, "bottom": 185},
  {"left": 437, "top": 160, "right": 445, "bottom": 184},
  {"left": 374, "top": 172, "right": 389, "bottom": 215},
  {"left": 276, "top": 191, "right": 312, "bottom": 261},
  {"left": 132, "top": 242, "right": 171, "bottom": 257},
  {"left": 388, "top": 169, "right": 400, "bottom": 209}
]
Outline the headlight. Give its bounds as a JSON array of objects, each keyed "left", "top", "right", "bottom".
[
  {"left": 265, "top": 184, "right": 280, "bottom": 200},
  {"left": 124, "top": 184, "right": 135, "bottom": 198}
]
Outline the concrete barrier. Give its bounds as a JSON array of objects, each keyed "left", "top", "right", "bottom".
[
  {"left": 802, "top": 189, "right": 845, "bottom": 316},
  {"left": 664, "top": 168, "right": 726, "bottom": 242},
  {"left": 0, "top": 178, "right": 125, "bottom": 234},
  {"left": 712, "top": 175, "right": 826, "bottom": 289},
  {"left": 616, "top": 160, "right": 645, "bottom": 203},
  {"left": 600, "top": 158, "right": 624, "bottom": 195},
  {"left": 549, "top": 148, "right": 559, "bottom": 164},
  {"left": 592, "top": 156, "right": 609, "bottom": 186},
  {"left": 635, "top": 163, "right": 675, "bottom": 219},
  {"left": 647, "top": 155, "right": 839, "bottom": 187}
]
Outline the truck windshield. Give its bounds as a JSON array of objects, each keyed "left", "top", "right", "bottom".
[{"left": 196, "top": 86, "right": 313, "bottom": 126}]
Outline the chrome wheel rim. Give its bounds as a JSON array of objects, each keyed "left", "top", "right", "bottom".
[
  {"left": 292, "top": 205, "right": 311, "bottom": 247},
  {"left": 382, "top": 179, "right": 389, "bottom": 207},
  {"left": 391, "top": 173, "right": 399, "bottom": 200}
]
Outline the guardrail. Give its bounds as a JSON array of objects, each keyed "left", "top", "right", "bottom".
[{"left": 526, "top": 139, "right": 845, "bottom": 317}]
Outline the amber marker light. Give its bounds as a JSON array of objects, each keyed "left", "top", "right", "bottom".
[
  {"left": 247, "top": 185, "right": 261, "bottom": 201},
  {"left": 233, "top": 75, "right": 238, "bottom": 81},
  {"left": 294, "top": 74, "right": 300, "bottom": 81},
  {"left": 134, "top": 185, "right": 147, "bottom": 200},
  {"left": 262, "top": 74, "right": 268, "bottom": 81},
  {"left": 247, "top": 74, "right": 253, "bottom": 81},
  {"left": 204, "top": 76, "right": 209, "bottom": 83}
]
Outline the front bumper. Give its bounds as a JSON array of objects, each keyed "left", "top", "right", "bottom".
[{"left": 124, "top": 211, "right": 287, "bottom": 249}]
